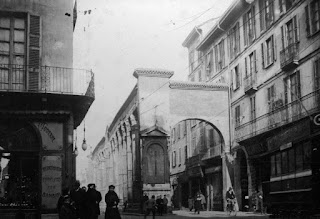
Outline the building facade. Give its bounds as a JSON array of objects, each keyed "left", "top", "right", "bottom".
[
  {"left": 0, "top": 0, "right": 95, "bottom": 218},
  {"left": 90, "top": 68, "right": 229, "bottom": 212},
  {"left": 185, "top": 0, "right": 320, "bottom": 214}
]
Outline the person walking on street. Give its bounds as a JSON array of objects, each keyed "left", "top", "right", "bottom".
[
  {"left": 162, "top": 195, "right": 168, "bottom": 214},
  {"left": 144, "top": 195, "right": 156, "bottom": 219},
  {"left": 86, "top": 184, "right": 99, "bottom": 219},
  {"left": 70, "top": 180, "right": 86, "bottom": 219},
  {"left": 57, "top": 187, "right": 76, "bottom": 219},
  {"left": 105, "top": 185, "right": 121, "bottom": 219},
  {"left": 156, "top": 195, "right": 163, "bottom": 216},
  {"left": 194, "top": 193, "right": 201, "bottom": 214},
  {"left": 142, "top": 194, "right": 149, "bottom": 213},
  {"left": 200, "top": 192, "right": 206, "bottom": 210},
  {"left": 94, "top": 184, "right": 102, "bottom": 219}
]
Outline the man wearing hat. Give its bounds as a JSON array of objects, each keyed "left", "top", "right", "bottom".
[{"left": 105, "top": 185, "right": 121, "bottom": 219}]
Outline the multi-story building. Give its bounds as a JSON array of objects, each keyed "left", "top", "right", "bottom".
[
  {"left": 0, "top": 0, "right": 95, "bottom": 218},
  {"left": 185, "top": 0, "right": 320, "bottom": 214}
]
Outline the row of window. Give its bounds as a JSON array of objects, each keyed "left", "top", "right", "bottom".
[
  {"left": 189, "top": 0, "right": 320, "bottom": 81},
  {"left": 234, "top": 69, "right": 303, "bottom": 127},
  {"left": 171, "top": 121, "right": 187, "bottom": 144},
  {"left": 270, "top": 140, "right": 311, "bottom": 177},
  {"left": 171, "top": 146, "right": 188, "bottom": 168}
]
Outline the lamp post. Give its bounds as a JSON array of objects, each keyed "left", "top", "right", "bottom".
[{"left": 82, "top": 120, "right": 87, "bottom": 151}]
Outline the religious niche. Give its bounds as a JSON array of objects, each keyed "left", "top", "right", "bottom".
[{"left": 145, "top": 143, "right": 165, "bottom": 184}]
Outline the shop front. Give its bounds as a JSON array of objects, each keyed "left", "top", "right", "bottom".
[{"left": 0, "top": 118, "right": 73, "bottom": 218}]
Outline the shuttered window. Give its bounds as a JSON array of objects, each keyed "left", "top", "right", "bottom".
[
  {"left": 243, "top": 6, "right": 256, "bottom": 46},
  {"left": 261, "top": 35, "right": 276, "bottom": 68},
  {"left": 305, "top": 0, "right": 320, "bottom": 37},
  {"left": 228, "top": 22, "right": 240, "bottom": 61},
  {"left": 0, "top": 12, "right": 40, "bottom": 91}
]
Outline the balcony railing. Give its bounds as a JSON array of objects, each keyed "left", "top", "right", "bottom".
[
  {"left": 244, "top": 73, "right": 257, "bottom": 94},
  {"left": 202, "top": 144, "right": 222, "bottom": 160},
  {"left": 235, "top": 90, "right": 320, "bottom": 142},
  {"left": 0, "top": 64, "right": 94, "bottom": 98},
  {"left": 280, "top": 42, "right": 299, "bottom": 70}
]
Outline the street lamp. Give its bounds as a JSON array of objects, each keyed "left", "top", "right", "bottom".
[{"left": 82, "top": 120, "right": 87, "bottom": 151}]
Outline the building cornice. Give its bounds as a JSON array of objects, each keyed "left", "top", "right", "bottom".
[
  {"left": 133, "top": 68, "right": 174, "bottom": 78},
  {"left": 169, "top": 80, "right": 228, "bottom": 91},
  {"left": 182, "top": 27, "right": 202, "bottom": 48}
]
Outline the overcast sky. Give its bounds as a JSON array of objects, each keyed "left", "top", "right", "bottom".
[{"left": 73, "top": 0, "right": 233, "bottom": 160}]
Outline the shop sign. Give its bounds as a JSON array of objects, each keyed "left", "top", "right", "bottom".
[
  {"left": 35, "top": 122, "right": 63, "bottom": 150},
  {"left": 42, "top": 156, "right": 62, "bottom": 209},
  {"left": 314, "top": 114, "right": 320, "bottom": 126}
]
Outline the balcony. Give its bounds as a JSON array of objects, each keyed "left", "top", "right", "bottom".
[
  {"left": 235, "top": 90, "right": 320, "bottom": 142},
  {"left": 244, "top": 73, "right": 257, "bottom": 95},
  {"left": 280, "top": 42, "right": 299, "bottom": 71},
  {"left": 0, "top": 64, "right": 94, "bottom": 97},
  {"left": 202, "top": 145, "right": 222, "bottom": 160},
  {"left": 186, "top": 154, "right": 204, "bottom": 169},
  {"left": 0, "top": 64, "right": 95, "bottom": 127}
]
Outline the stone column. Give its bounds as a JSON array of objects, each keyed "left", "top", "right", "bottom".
[
  {"left": 129, "top": 114, "right": 141, "bottom": 202},
  {"left": 121, "top": 122, "right": 128, "bottom": 202},
  {"left": 125, "top": 119, "right": 133, "bottom": 201}
]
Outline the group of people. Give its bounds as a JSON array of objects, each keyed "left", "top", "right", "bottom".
[
  {"left": 142, "top": 194, "right": 169, "bottom": 219},
  {"left": 188, "top": 192, "right": 206, "bottom": 214},
  {"left": 57, "top": 181, "right": 122, "bottom": 219}
]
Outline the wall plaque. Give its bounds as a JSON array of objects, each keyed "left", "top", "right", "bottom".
[
  {"left": 41, "top": 156, "right": 62, "bottom": 209},
  {"left": 34, "top": 122, "right": 63, "bottom": 150}
]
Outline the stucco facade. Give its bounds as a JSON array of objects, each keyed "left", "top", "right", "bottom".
[
  {"left": 0, "top": 0, "right": 94, "bottom": 218},
  {"left": 184, "top": 0, "right": 320, "bottom": 215}
]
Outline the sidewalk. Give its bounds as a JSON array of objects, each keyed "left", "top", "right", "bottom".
[{"left": 172, "top": 209, "right": 269, "bottom": 218}]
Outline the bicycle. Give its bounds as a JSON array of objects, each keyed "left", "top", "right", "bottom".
[{"left": 226, "top": 199, "right": 237, "bottom": 216}]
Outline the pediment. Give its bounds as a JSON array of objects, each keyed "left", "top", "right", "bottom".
[{"left": 140, "top": 125, "right": 168, "bottom": 137}]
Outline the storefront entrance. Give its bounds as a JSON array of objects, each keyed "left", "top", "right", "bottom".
[{"left": 0, "top": 121, "right": 40, "bottom": 218}]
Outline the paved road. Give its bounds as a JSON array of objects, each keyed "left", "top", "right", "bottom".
[{"left": 99, "top": 210, "right": 270, "bottom": 218}]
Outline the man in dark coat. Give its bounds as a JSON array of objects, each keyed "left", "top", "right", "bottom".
[
  {"left": 105, "top": 185, "right": 121, "bottom": 219},
  {"left": 86, "top": 183, "right": 99, "bottom": 219},
  {"left": 94, "top": 184, "right": 102, "bottom": 219},
  {"left": 70, "top": 180, "right": 86, "bottom": 219}
]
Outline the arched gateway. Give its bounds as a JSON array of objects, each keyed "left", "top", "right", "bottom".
[{"left": 103, "top": 69, "right": 231, "bottom": 212}]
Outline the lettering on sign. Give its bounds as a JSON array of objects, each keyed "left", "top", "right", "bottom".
[
  {"left": 34, "top": 122, "right": 63, "bottom": 150},
  {"left": 42, "top": 156, "right": 62, "bottom": 209}
]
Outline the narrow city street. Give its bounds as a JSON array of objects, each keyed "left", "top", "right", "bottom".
[{"left": 99, "top": 210, "right": 270, "bottom": 219}]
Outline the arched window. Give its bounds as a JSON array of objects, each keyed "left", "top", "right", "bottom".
[{"left": 146, "top": 144, "right": 165, "bottom": 183}]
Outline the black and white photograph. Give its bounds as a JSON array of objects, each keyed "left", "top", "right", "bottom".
[{"left": 0, "top": 0, "right": 320, "bottom": 218}]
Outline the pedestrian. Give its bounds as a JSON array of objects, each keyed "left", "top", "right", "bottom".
[
  {"left": 156, "top": 195, "right": 163, "bottom": 216},
  {"left": 105, "top": 185, "right": 121, "bottom": 219},
  {"left": 256, "top": 190, "right": 264, "bottom": 214},
  {"left": 162, "top": 195, "right": 168, "bottom": 214},
  {"left": 57, "top": 187, "right": 77, "bottom": 219},
  {"left": 200, "top": 192, "right": 206, "bottom": 210},
  {"left": 85, "top": 184, "right": 99, "bottom": 219},
  {"left": 144, "top": 195, "right": 156, "bottom": 219},
  {"left": 194, "top": 193, "right": 201, "bottom": 214},
  {"left": 94, "top": 184, "right": 102, "bottom": 219},
  {"left": 70, "top": 180, "right": 86, "bottom": 219},
  {"left": 188, "top": 196, "right": 194, "bottom": 211},
  {"left": 142, "top": 193, "right": 149, "bottom": 213},
  {"left": 81, "top": 186, "right": 87, "bottom": 192}
]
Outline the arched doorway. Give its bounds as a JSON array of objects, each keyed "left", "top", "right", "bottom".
[{"left": 0, "top": 120, "right": 40, "bottom": 214}]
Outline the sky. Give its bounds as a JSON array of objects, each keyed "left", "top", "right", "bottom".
[{"left": 73, "top": 0, "right": 234, "bottom": 163}]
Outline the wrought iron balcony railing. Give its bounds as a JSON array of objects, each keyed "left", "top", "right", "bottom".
[
  {"left": 280, "top": 42, "right": 299, "bottom": 70},
  {"left": 0, "top": 64, "right": 94, "bottom": 98},
  {"left": 235, "top": 90, "right": 320, "bottom": 142},
  {"left": 244, "top": 73, "right": 257, "bottom": 94}
]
